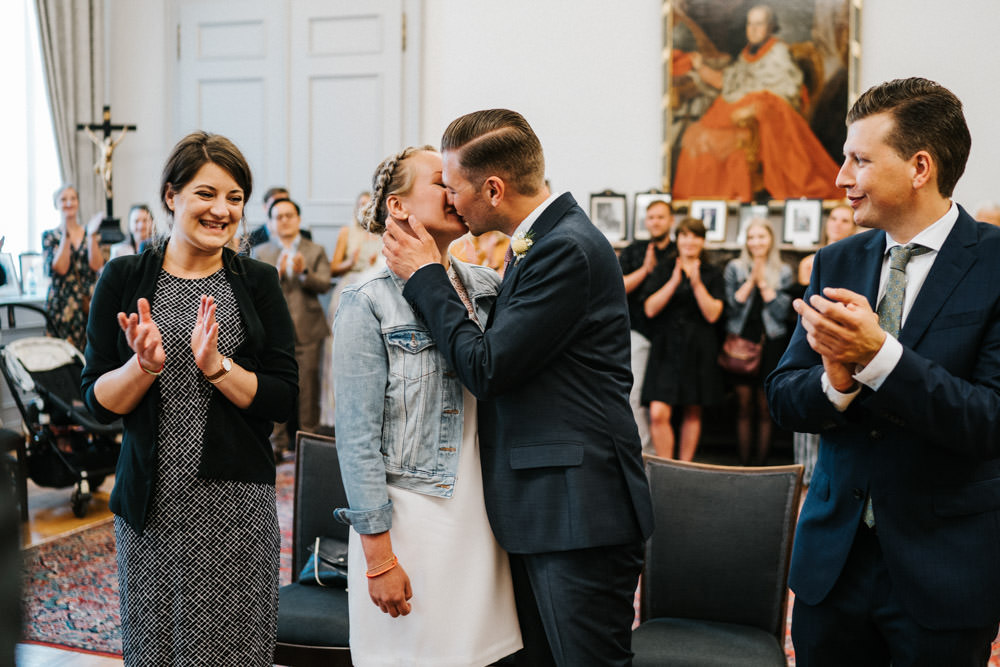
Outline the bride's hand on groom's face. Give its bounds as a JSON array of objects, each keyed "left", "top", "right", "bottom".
[{"left": 383, "top": 216, "right": 442, "bottom": 280}]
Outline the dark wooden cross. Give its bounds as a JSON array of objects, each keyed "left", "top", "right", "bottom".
[{"left": 76, "top": 105, "right": 137, "bottom": 243}]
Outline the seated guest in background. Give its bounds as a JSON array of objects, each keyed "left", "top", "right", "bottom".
[
  {"left": 640, "top": 216, "right": 725, "bottom": 461},
  {"left": 449, "top": 229, "right": 511, "bottom": 275},
  {"left": 767, "top": 77, "right": 1000, "bottom": 667},
  {"left": 43, "top": 183, "right": 106, "bottom": 351},
  {"left": 318, "top": 190, "right": 384, "bottom": 431},
  {"left": 253, "top": 198, "right": 331, "bottom": 457},
  {"left": 248, "top": 186, "right": 289, "bottom": 247},
  {"left": 792, "top": 203, "right": 856, "bottom": 485},
  {"left": 110, "top": 204, "right": 155, "bottom": 259},
  {"left": 619, "top": 200, "right": 677, "bottom": 454},
  {"left": 974, "top": 201, "right": 1000, "bottom": 226},
  {"left": 724, "top": 218, "right": 793, "bottom": 465},
  {"left": 333, "top": 146, "right": 521, "bottom": 666},
  {"left": 81, "top": 131, "right": 297, "bottom": 666}
]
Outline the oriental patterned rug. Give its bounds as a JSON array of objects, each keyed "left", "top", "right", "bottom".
[
  {"left": 19, "top": 460, "right": 1000, "bottom": 663},
  {"left": 19, "top": 461, "right": 295, "bottom": 656}
]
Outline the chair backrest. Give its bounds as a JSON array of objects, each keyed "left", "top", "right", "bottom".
[
  {"left": 292, "top": 432, "right": 349, "bottom": 575},
  {"left": 641, "top": 456, "right": 802, "bottom": 642}
]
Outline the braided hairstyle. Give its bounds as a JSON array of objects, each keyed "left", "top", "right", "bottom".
[{"left": 360, "top": 145, "right": 437, "bottom": 234}]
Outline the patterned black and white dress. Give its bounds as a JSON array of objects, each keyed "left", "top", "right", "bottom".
[{"left": 114, "top": 269, "right": 279, "bottom": 666}]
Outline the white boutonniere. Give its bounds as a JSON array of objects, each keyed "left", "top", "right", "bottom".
[{"left": 510, "top": 230, "right": 535, "bottom": 264}]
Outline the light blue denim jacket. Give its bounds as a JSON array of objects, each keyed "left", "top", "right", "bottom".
[
  {"left": 331, "top": 259, "right": 500, "bottom": 534},
  {"left": 723, "top": 259, "right": 795, "bottom": 340}
]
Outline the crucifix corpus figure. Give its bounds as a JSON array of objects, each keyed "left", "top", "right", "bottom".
[
  {"left": 84, "top": 125, "right": 127, "bottom": 199},
  {"left": 76, "top": 105, "right": 137, "bottom": 244}
]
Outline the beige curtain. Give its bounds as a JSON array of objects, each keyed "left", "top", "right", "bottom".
[{"left": 33, "top": 0, "right": 105, "bottom": 220}]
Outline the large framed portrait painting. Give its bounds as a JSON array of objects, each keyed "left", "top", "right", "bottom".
[{"left": 664, "top": 0, "right": 858, "bottom": 203}]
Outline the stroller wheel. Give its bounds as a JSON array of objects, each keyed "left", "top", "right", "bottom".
[{"left": 70, "top": 487, "right": 92, "bottom": 518}]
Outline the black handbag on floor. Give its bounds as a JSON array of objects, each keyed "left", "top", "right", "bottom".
[{"left": 298, "top": 536, "right": 348, "bottom": 588}]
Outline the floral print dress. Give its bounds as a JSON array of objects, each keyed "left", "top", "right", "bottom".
[{"left": 42, "top": 229, "right": 99, "bottom": 351}]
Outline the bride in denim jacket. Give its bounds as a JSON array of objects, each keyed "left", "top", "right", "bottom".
[{"left": 332, "top": 146, "right": 522, "bottom": 666}]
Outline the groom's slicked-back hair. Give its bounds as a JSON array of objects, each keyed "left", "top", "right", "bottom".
[{"left": 441, "top": 109, "right": 545, "bottom": 196}]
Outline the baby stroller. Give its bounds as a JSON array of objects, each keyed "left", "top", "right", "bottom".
[{"left": 0, "top": 302, "right": 121, "bottom": 518}]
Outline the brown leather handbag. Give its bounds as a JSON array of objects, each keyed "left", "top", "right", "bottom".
[{"left": 718, "top": 333, "right": 764, "bottom": 376}]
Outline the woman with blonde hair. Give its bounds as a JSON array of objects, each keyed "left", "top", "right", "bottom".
[
  {"left": 332, "top": 146, "right": 521, "bottom": 665},
  {"left": 723, "top": 217, "right": 793, "bottom": 465},
  {"left": 43, "top": 184, "right": 106, "bottom": 350}
]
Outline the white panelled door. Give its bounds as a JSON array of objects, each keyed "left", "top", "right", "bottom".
[
  {"left": 175, "top": 0, "right": 287, "bottom": 226},
  {"left": 174, "top": 0, "right": 409, "bottom": 246},
  {"left": 289, "top": 0, "right": 403, "bottom": 250}
]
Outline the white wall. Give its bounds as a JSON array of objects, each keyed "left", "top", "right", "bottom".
[
  {"left": 859, "top": 0, "right": 1000, "bottom": 210},
  {"left": 420, "top": 0, "right": 664, "bottom": 202},
  {"left": 106, "top": 0, "right": 172, "bottom": 222},
  {"left": 106, "top": 0, "right": 1000, "bottom": 228}
]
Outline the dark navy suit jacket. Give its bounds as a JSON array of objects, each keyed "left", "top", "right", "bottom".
[
  {"left": 767, "top": 206, "right": 1000, "bottom": 629},
  {"left": 403, "top": 193, "right": 654, "bottom": 554}
]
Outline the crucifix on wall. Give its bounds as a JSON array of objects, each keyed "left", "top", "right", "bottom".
[{"left": 77, "top": 105, "right": 137, "bottom": 244}]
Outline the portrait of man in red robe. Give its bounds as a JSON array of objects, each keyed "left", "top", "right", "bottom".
[{"left": 667, "top": 0, "right": 851, "bottom": 202}]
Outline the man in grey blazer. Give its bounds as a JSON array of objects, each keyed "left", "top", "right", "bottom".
[
  {"left": 252, "top": 199, "right": 330, "bottom": 455},
  {"left": 383, "top": 109, "right": 653, "bottom": 666}
]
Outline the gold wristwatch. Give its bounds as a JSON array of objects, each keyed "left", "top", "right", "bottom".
[{"left": 205, "top": 357, "right": 233, "bottom": 384}]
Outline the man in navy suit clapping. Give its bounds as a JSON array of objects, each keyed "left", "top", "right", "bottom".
[{"left": 768, "top": 78, "right": 1000, "bottom": 665}]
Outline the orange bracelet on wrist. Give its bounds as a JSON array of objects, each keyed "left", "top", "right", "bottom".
[
  {"left": 365, "top": 555, "right": 399, "bottom": 579},
  {"left": 137, "top": 355, "right": 164, "bottom": 376}
]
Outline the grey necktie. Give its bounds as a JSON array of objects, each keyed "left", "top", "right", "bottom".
[
  {"left": 876, "top": 243, "right": 931, "bottom": 339},
  {"left": 501, "top": 245, "right": 514, "bottom": 275},
  {"left": 864, "top": 242, "right": 931, "bottom": 528}
]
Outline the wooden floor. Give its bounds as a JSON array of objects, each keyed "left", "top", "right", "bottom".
[
  {"left": 17, "top": 477, "right": 121, "bottom": 666},
  {"left": 19, "top": 476, "right": 114, "bottom": 549},
  {"left": 15, "top": 643, "right": 122, "bottom": 667}
]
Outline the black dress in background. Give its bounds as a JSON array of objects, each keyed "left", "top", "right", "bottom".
[{"left": 640, "top": 258, "right": 726, "bottom": 407}]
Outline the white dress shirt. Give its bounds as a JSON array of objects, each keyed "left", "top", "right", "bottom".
[{"left": 822, "top": 202, "right": 959, "bottom": 410}]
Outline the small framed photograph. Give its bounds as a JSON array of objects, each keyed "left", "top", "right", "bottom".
[
  {"left": 589, "top": 191, "right": 628, "bottom": 243},
  {"left": 19, "top": 252, "right": 49, "bottom": 297},
  {"left": 783, "top": 199, "right": 824, "bottom": 247},
  {"left": 689, "top": 200, "right": 727, "bottom": 243},
  {"left": 632, "top": 191, "right": 672, "bottom": 241},
  {"left": 737, "top": 203, "right": 770, "bottom": 245},
  {"left": 0, "top": 253, "right": 20, "bottom": 298}
]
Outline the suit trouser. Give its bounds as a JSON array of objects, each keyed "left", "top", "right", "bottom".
[
  {"left": 271, "top": 337, "right": 323, "bottom": 451},
  {"left": 792, "top": 522, "right": 997, "bottom": 667},
  {"left": 509, "top": 540, "right": 644, "bottom": 667},
  {"left": 629, "top": 330, "right": 652, "bottom": 455}
]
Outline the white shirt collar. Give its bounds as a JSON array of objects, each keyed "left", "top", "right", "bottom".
[
  {"left": 509, "top": 192, "right": 561, "bottom": 239},
  {"left": 883, "top": 201, "right": 958, "bottom": 254}
]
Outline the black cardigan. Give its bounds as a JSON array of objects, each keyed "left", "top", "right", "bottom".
[{"left": 81, "top": 247, "right": 298, "bottom": 533}]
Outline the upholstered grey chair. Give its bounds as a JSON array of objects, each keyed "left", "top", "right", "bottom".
[
  {"left": 273, "top": 431, "right": 351, "bottom": 667},
  {"left": 632, "top": 457, "right": 803, "bottom": 666}
]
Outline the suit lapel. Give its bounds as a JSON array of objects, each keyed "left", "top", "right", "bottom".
[
  {"left": 899, "top": 210, "right": 978, "bottom": 348},
  {"left": 857, "top": 230, "right": 886, "bottom": 310},
  {"left": 493, "top": 192, "right": 577, "bottom": 302}
]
